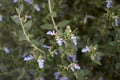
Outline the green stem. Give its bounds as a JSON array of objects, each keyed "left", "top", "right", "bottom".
[
  {"left": 18, "top": 15, "right": 45, "bottom": 54},
  {"left": 48, "top": 0, "right": 58, "bottom": 31}
]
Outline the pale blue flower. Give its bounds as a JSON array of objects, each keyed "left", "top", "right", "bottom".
[
  {"left": 54, "top": 72, "right": 60, "bottom": 79},
  {"left": 72, "top": 54, "right": 77, "bottom": 62},
  {"left": 40, "top": 77, "right": 45, "bottom": 80},
  {"left": 24, "top": 55, "right": 33, "bottom": 61},
  {"left": 56, "top": 38, "right": 63, "bottom": 46},
  {"left": 115, "top": 18, "right": 119, "bottom": 26},
  {"left": 70, "top": 63, "right": 80, "bottom": 72},
  {"left": 46, "top": 30, "right": 55, "bottom": 36},
  {"left": 12, "top": 0, "right": 18, "bottom": 3},
  {"left": 66, "top": 54, "right": 77, "bottom": 62},
  {"left": 53, "top": 50, "right": 58, "bottom": 55},
  {"left": 0, "top": 15, "right": 3, "bottom": 22},
  {"left": 81, "top": 46, "right": 90, "bottom": 53},
  {"left": 66, "top": 56, "right": 71, "bottom": 61},
  {"left": 26, "top": 15, "right": 32, "bottom": 19},
  {"left": 71, "top": 35, "right": 77, "bottom": 46},
  {"left": 3, "top": 47, "right": 10, "bottom": 54},
  {"left": 37, "top": 59, "right": 44, "bottom": 69},
  {"left": 59, "top": 77, "right": 69, "bottom": 80},
  {"left": 106, "top": 0, "right": 112, "bottom": 8},
  {"left": 87, "top": 15, "right": 94, "bottom": 19},
  {"left": 24, "top": 0, "right": 32, "bottom": 4},
  {"left": 34, "top": 4, "right": 40, "bottom": 12},
  {"left": 42, "top": 45, "right": 50, "bottom": 49}
]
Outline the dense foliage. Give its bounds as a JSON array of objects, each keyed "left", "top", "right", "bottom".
[{"left": 0, "top": 0, "right": 120, "bottom": 80}]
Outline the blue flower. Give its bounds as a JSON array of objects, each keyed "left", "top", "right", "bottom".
[
  {"left": 34, "top": 4, "right": 40, "bottom": 12},
  {"left": 106, "top": 0, "right": 112, "bottom": 8},
  {"left": 0, "top": 15, "right": 3, "bottom": 22},
  {"left": 54, "top": 72, "right": 60, "bottom": 79},
  {"left": 71, "top": 35, "right": 77, "bottom": 46},
  {"left": 115, "top": 18, "right": 119, "bottom": 26},
  {"left": 37, "top": 59, "right": 44, "bottom": 69},
  {"left": 12, "top": 0, "right": 18, "bottom": 3},
  {"left": 81, "top": 46, "right": 90, "bottom": 53},
  {"left": 26, "top": 15, "right": 32, "bottom": 19},
  {"left": 66, "top": 54, "right": 77, "bottom": 62},
  {"left": 72, "top": 54, "right": 77, "bottom": 62},
  {"left": 3, "top": 47, "right": 10, "bottom": 54},
  {"left": 56, "top": 38, "right": 63, "bottom": 46},
  {"left": 23, "top": 55, "right": 34, "bottom": 61},
  {"left": 46, "top": 30, "right": 55, "bottom": 36},
  {"left": 70, "top": 63, "right": 80, "bottom": 72},
  {"left": 24, "top": 0, "right": 32, "bottom": 4},
  {"left": 40, "top": 77, "right": 45, "bottom": 80}
]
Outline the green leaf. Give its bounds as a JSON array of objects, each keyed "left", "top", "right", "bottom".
[
  {"left": 57, "top": 20, "right": 70, "bottom": 28},
  {"left": 17, "top": 30, "right": 27, "bottom": 41},
  {"left": 17, "top": 68, "right": 25, "bottom": 80},
  {"left": 115, "top": 63, "right": 120, "bottom": 69},
  {"left": 90, "top": 55, "right": 101, "bottom": 65},
  {"left": 31, "top": 39, "right": 45, "bottom": 46},
  {"left": 11, "top": 15, "right": 20, "bottom": 25},
  {"left": 40, "top": 23, "right": 54, "bottom": 30},
  {"left": 24, "top": 20, "right": 32, "bottom": 31},
  {"left": 49, "top": 11, "right": 57, "bottom": 17},
  {"left": 75, "top": 69, "right": 90, "bottom": 80},
  {"left": 50, "top": 0, "right": 55, "bottom": 10},
  {"left": 16, "top": 4, "right": 24, "bottom": 15}
]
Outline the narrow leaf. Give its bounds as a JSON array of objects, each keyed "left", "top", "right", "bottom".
[
  {"left": 11, "top": 15, "right": 20, "bottom": 25},
  {"left": 24, "top": 20, "right": 32, "bottom": 31},
  {"left": 57, "top": 20, "right": 70, "bottom": 28},
  {"left": 40, "top": 23, "right": 54, "bottom": 30}
]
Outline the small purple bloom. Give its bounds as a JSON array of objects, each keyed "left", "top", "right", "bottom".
[
  {"left": 12, "top": 0, "right": 18, "bottom": 3},
  {"left": 71, "top": 35, "right": 77, "bottom": 46},
  {"left": 70, "top": 63, "right": 80, "bottom": 72},
  {"left": 3, "top": 47, "right": 10, "bottom": 54},
  {"left": 37, "top": 59, "right": 44, "bottom": 69},
  {"left": 26, "top": 15, "right": 32, "bottom": 19},
  {"left": 0, "top": 15, "right": 3, "bottom": 22},
  {"left": 34, "top": 4, "right": 40, "bottom": 12},
  {"left": 53, "top": 50, "right": 58, "bottom": 55},
  {"left": 56, "top": 38, "right": 63, "bottom": 46},
  {"left": 115, "top": 18, "right": 119, "bottom": 26},
  {"left": 46, "top": 30, "right": 55, "bottom": 36},
  {"left": 81, "top": 46, "right": 90, "bottom": 53},
  {"left": 72, "top": 54, "right": 77, "bottom": 62},
  {"left": 66, "top": 56, "right": 71, "bottom": 61},
  {"left": 24, "top": 0, "right": 32, "bottom": 4},
  {"left": 40, "top": 77, "right": 45, "bottom": 80},
  {"left": 54, "top": 72, "right": 60, "bottom": 79},
  {"left": 106, "top": 0, "right": 112, "bottom": 8},
  {"left": 42, "top": 45, "right": 50, "bottom": 49},
  {"left": 24, "top": 55, "right": 34, "bottom": 61},
  {"left": 87, "top": 15, "right": 94, "bottom": 19}
]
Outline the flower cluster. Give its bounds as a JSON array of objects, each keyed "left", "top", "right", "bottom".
[
  {"left": 70, "top": 63, "right": 81, "bottom": 72},
  {"left": 66, "top": 54, "right": 77, "bottom": 62}
]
